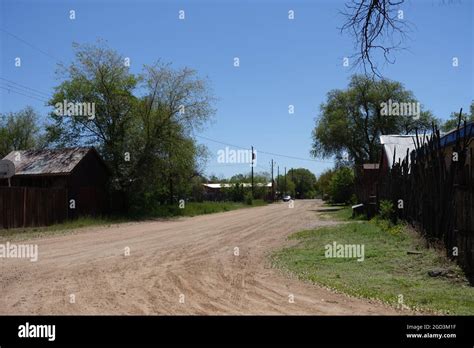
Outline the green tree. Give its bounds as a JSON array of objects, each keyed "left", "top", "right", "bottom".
[
  {"left": 228, "top": 172, "right": 270, "bottom": 184},
  {"left": 208, "top": 175, "right": 220, "bottom": 182},
  {"left": 311, "top": 75, "right": 437, "bottom": 164},
  {"left": 226, "top": 172, "right": 269, "bottom": 200},
  {"left": 276, "top": 174, "right": 295, "bottom": 197},
  {"left": 47, "top": 41, "right": 138, "bottom": 188},
  {"left": 229, "top": 173, "right": 246, "bottom": 183},
  {"left": 441, "top": 102, "right": 474, "bottom": 132},
  {"left": 329, "top": 166, "right": 355, "bottom": 204},
  {"left": 47, "top": 41, "right": 215, "bottom": 212},
  {"left": 315, "top": 168, "right": 335, "bottom": 200},
  {"left": 287, "top": 168, "right": 317, "bottom": 199},
  {"left": 0, "top": 107, "right": 44, "bottom": 158}
]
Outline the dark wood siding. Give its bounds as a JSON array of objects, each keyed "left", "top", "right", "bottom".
[
  {"left": 0, "top": 187, "right": 68, "bottom": 228},
  {"left": 0, "top": 148, "right": 109, "bottom": 228},
  {"left": 67, "top": 150, "right": 108, "bottom": 217}
]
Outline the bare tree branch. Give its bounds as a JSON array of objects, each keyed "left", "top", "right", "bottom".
[{"left": 341, "top": 0, "right": 408, "bottom": 77}]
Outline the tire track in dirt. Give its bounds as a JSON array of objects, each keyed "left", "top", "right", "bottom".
[{"left": 0, "top": 200, "right": 403, "bottom": 315}]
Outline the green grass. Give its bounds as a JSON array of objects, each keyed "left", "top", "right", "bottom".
[
  {"left": 271, "top": 219, "right": 474, "bottom": 315},
  {"left": 316, "top": 204, "right": 366, "bottom": 221},
  {"left": 0, "top": 200, "right": 267, "bottom": 241}
]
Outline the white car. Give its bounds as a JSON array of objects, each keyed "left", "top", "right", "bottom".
[{"left": 282, "top": 195, "right": 291, "bottom": 202}]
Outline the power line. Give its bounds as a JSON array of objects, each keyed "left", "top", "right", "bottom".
[
  {"left": 1, "top": 27, "right": 333, "bottom": 167},
  {"left": 0, "top": 28, "right": 62, "bottom": 63},
  {"left": 0, "top": 82, "right": 50, "bottom": 101},
  {"left": 206, "top": 163, "right": 269, "bottom": 175},
  {"left": 0, "top": 77, "right": 51, "bottom": 98},
  {"left": 1, "top": 86, "right": 333, "bottom": 165},
  {"left": 258, "top": 149, "right": 332, "bottom": 163},
  {"left": 194, "top": 134, "right": 248, "bottom": 151},
  {"left": 0, "top": 86, "right": 48, "bottom": 103},
  {"left": 194, "top": 134, "right": 333, "bottom": 164},
  {"left": 1, "top": 28, "right": 333, "bottom": 166}
]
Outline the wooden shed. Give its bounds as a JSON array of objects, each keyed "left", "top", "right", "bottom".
[{"left": 0, "top": 147, "right": 109, "bottom": 227}]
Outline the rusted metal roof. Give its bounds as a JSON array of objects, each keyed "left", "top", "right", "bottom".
[{"left": 2, "top": 148, "right": 94, "bottom": 176}]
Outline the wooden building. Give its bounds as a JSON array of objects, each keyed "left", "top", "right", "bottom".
[
  {"left": 439, "top": 121, "right": 474, "bottom": 167},
  {"left": 0, "top": 147, "right": 109, "bottom": 221},
  {"left": 355, "top": 122, "right": 474, "bottom": 216}
]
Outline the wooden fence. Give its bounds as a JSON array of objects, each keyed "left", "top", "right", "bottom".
[
  {"left": 378, "top": 123, "right": 474, "bottom": 283},
  {"left": 0, "top": 187, "right": 68, "bottom": 229}
]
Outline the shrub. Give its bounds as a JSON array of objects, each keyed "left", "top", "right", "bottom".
[
  {"left": 328, "top": 166, "right": 355, "bottom": 204},
  {"left": 315, "top": 168, "right": 335, "bottom": 198},
  {"left": 244, "top": 193, "right": 254, "bottom": 205},
  {"left": 379, "top": 200, "right": 394, "bottom": 220},
  {"left": 230, "top": 183, "right": 245, "bottom": 202},
  {"left": 244, "top": 192, "right": 253, "bottom": 205}
]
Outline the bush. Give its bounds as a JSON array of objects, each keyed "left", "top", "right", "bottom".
[
  {"left": 244, "top": 193, "right": 254, "bottom": 205},
  {"left": 328, "top": 166, "right": 355, "bottom": 204},
  {"left": 315, "top": 168, "right": 335, "bottom": 198},
  {"left": 379, "top": 200, "right": 394, "bottom": 220},
  {"left": 230, "top": 183, "right": 245, "bottom": 202},
  {"left": 303, "top": 190, "right": 316, "bottom": 199},
  {"left": 371, "top": 216, "right": 404, "bottom": 235}
]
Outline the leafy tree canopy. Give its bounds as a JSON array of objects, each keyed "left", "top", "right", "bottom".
[
  {"left": 0, "top": 106, "right": 44, "bottom": 158},
  {"left": 441, "top": 102, "right": 474, "bottom": 132},
  {"left": 311, "top": 75, "right": 437, "bottom": 164},
  {"left": 46, "top": 41, "right": 216, "bottom": 210},
  {"left": 287, "top": 168, "right": 317, "bottom": 199}
]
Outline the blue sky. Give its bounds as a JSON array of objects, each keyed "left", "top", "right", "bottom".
[{"left": 1, "top": 0, "right": 472, "bottom": 178}]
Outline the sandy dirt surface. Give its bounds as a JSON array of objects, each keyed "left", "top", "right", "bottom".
[{"left": 0, "top": 199, "right": 402, "bottom": 315}]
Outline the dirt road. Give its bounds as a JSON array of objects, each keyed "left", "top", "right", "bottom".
[{"left": 0, "top": 199, "right": 400, "bottom": 314}]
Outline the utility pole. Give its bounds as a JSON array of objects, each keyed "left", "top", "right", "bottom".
[
  {"left": 168, "top": 126, "right": 173, "bottom": 204},
  {"left": 271, "top": 159, "right": 274, "bottom": 202},
  {"left": 284, "top": 167, "right": 287, "bottom": 196},
  {"left": 291, "top": 168, "right": 294, "bottom": 198},
  {"left": 277, "top": 166, "right": 280, "bottom": 199},
  {"left": 251, "top": 146, "right": 254, "bottom": 197}
]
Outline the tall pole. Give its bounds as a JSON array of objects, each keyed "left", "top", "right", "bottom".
[
  {"left": 284, "top": 167, "right": 287, "bottom": 196},
  {"left": 271, "top": 159, "right": 274, "bottom": 202},
  {"left": 277, "top": 166, "right": 280, "bottom": 198},
  {"left": 251, "top": 146, "right": 254, "bottom": 197},
  {"left": 291, "top": 168, "right": 294, "bottom": 198},
  {"left": 168, "top": 126, "right": 173, "bottom": 203}
]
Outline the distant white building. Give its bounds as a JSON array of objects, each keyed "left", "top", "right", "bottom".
[{"left": 202, "top": 182, "right": 272, "bottom": 189}]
